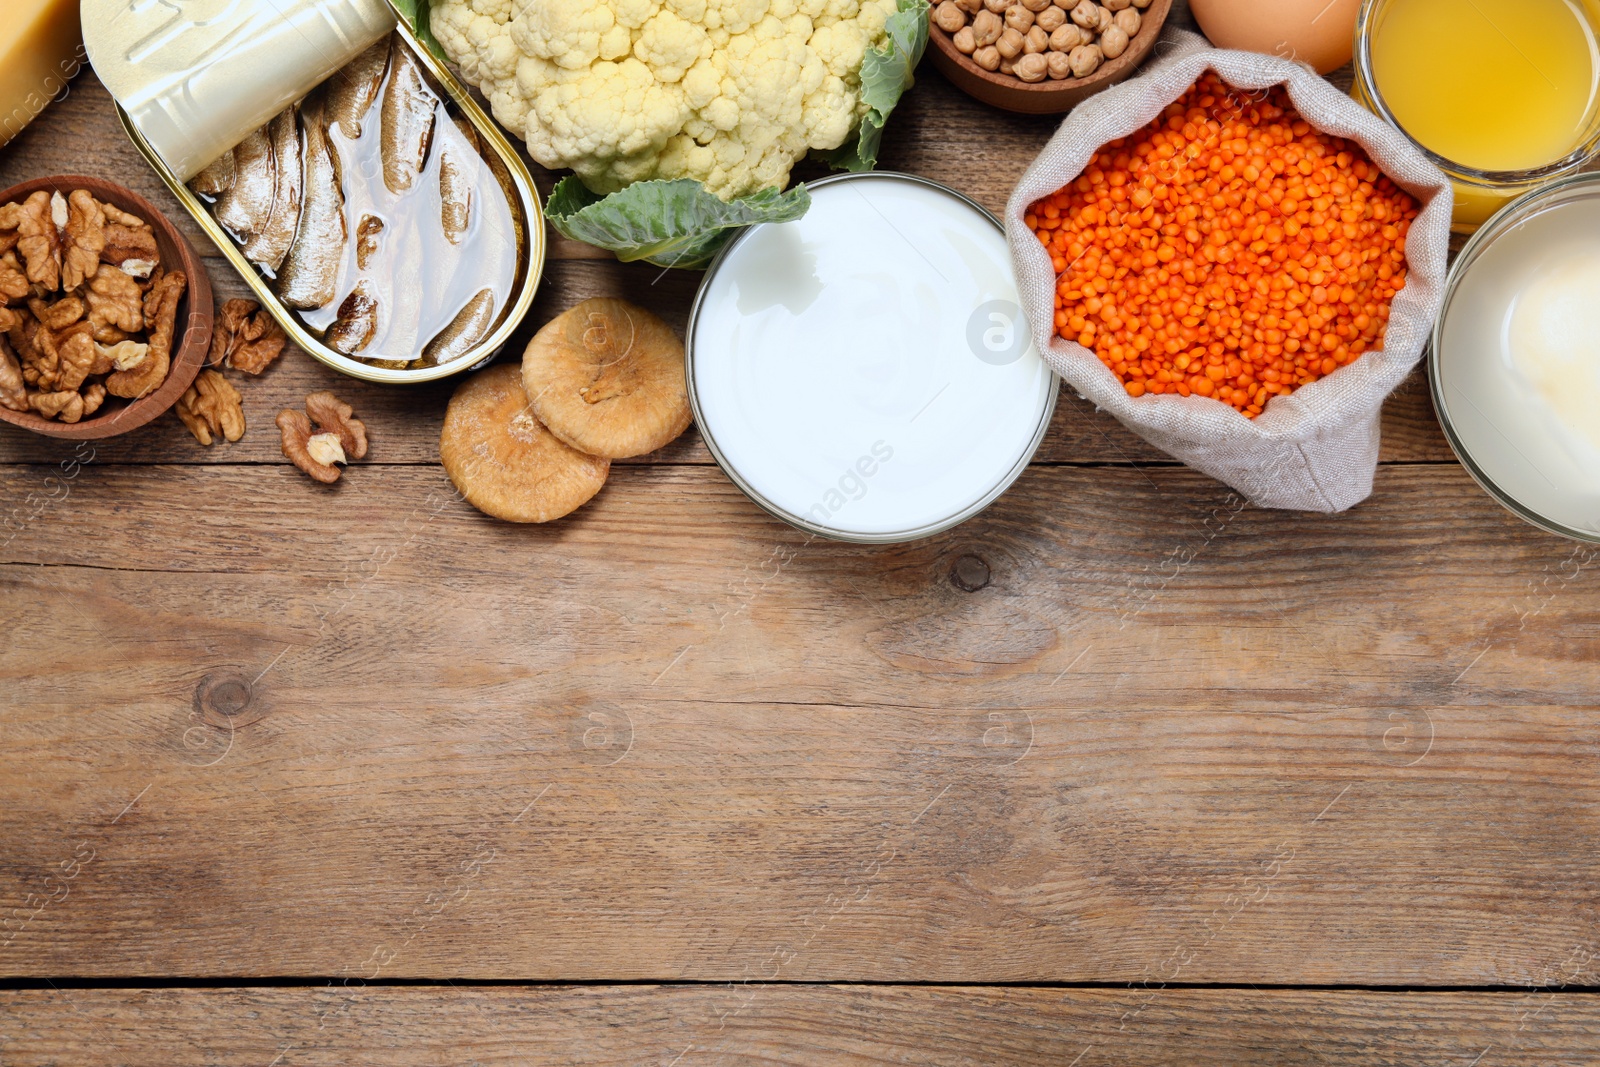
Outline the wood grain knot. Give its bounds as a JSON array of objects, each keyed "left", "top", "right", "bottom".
[
  {"left": 193, "top": 671, "right": 267, "bottom": 730},
  {"left": 950, "top": 555, "right": 991, "bottom": 593}
]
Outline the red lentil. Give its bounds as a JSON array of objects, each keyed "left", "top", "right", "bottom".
[{"left": 1025, "top": 72, "right": 1420, "bottom": 418}]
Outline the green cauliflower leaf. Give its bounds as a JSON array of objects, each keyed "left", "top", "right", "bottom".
[
  {"left": 829, "top": 0, "right": 931, "bottom": 172},
  {"left": 545, "top": 178, "right": 812, "bottom": 271}
]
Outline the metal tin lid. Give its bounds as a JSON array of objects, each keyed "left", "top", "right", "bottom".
[{"left": 83, "top": 0, "right": 395, "bottom": 182}]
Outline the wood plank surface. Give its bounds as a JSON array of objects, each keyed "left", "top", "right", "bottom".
[
  {"left": 5, "top": 987, "right": 1600, "bottom": 1065},
  {"left": 3, "top": 462, "right": 1597, "bottom": 981}
]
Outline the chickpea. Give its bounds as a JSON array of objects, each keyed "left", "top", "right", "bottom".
[
  {"left": 983, "top": 0, "right": 1009, "bottom": 12},
  {"left": 996, "top": 26, "right": 1025, "bottom": 58},
  {"left": 1130, "top": 0, "right": 1151, "bottom": 7},
  {"left": 1070, "top": 0, "right": 1099, "bottom": 28},
  {"left": 973, "top": 44, "right": 1002, "bottom": 69},
  {"left": 1000, "top": 56, "right": 1016, "bottom": 74},
  {"left": 1024, "top": 25, "right": 1049, "bottom": 52},
  {"left": 1099, "top": 23, "right": 1129, "bottom": 58},
  {"left": 972, "top": 9, "right": 1004, "bottom": 45},
  {"left": 1004, "top": 5, "right": 1035, "bottom": 31},
  {"left": 1114, "top": 6, "right": 1140, "bottom": 34},
  {"left": 1104, "top": 0, "right": 1132, "bottom": 9},
  {"left": 1095, "top": 5, "right": 1114, "bottom": 32},
  {"left": 1047, "top": 50, "right": 1073, "bottom": 78},
  {"left": 1069, "top": 41, "right": 1102, "bottom": 76},
  {"left": 934, "top": 0, "right": 967, "bottom": 32},
  {"left": 1049, "top": 23, "right": 1082, "bottom": 50},
  {"left": 1015, "top": 52, "right": 1050, "bottom": 81},
  {"left": 1020, "top": 0, "right": 1052, "bottom": 10},
  {"left": 1036, "top": 6, "right": 1066, "bottom": 30},
  {"left": 955, "top": 0, "right": 984, "bottom": 12},
  {"left": 953, "top": 24, "right": 978, "bottom": 52}
]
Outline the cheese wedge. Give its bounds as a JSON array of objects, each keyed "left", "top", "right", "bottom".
[{"left": 0, "top": 0, "right": 83, "bottom": 149}]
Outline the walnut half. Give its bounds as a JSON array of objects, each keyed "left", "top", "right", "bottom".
[
  {"left": 106, "top": 269, "right": 184, "bottom": 399},
  {"left": 174, "top": 368, "right": 244, "bottom": 445},
  {"left": 277, "top": 391, "right": 368, "bottom": 483},
  {"left": 209, "top": 298, "right": 286, "bottom": 375},
  {"left": 0, "top": 337, "right": 27, "bottom": 412},
  {"left": 62, "top": 190, "right": 105, "bottom": 291},
  {"left": 0, "top": 191, "right": 61, "bottom": 290},
  {"left": 30, "top": 389, "right": 85, "bottom": 423}
]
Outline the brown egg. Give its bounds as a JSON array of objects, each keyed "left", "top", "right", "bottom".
[{"left": 1190, "top": 0, "right": 1361, "bottom": 74}]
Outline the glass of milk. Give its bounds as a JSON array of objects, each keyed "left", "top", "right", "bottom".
[
  {"left": 688, "top": 173, "right": 1059, "bottom": 544},
  {"left": 1433, "top": 172, "right": 1600, "bottom": 542}
]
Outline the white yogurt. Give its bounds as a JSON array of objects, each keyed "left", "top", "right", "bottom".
[
  {"left": 1436, "top": 187, "right": 1600, "bottom": 541},
  {"left": 688, "top": 173, "right": 1057, "bottom": 542}
]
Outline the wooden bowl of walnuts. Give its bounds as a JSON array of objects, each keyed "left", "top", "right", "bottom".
[
  {"left": 0, "top": 176, "right": 212, "bottom": 440},
  {"left": 928, "top": 0, "right": 1172, "bottom": 114}
]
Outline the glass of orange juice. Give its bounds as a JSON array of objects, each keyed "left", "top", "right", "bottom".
[{"left": 1352, "top": 0, "right": 1600, "bottom": 233}]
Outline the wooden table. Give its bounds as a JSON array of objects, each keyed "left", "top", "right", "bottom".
[{"left": 5, "top": 5, "right": 1600, "bottom": 1063}]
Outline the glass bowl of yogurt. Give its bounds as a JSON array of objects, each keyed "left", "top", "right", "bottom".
[
  {"left": 687, "top": 172, "right": 1059, "bottom": 544},
  {"left": 1432, "top": 172, "right": 1600, "bottom": 542}
]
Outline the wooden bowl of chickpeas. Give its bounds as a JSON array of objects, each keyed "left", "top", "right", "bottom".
[{"left": 927, "top": 0, "right": 1171, "bottom": 113}]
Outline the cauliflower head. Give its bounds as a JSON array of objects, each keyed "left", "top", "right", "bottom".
[{"left": 432, "top": 0, "right": 901, "bottom": 199}]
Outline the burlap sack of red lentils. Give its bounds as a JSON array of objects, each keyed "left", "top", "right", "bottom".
[{"left": 1006, "top": 29, "right": 1453, "bottom": 512}]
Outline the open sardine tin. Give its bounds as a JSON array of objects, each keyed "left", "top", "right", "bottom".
[{"left": 83, "top": 0, "right": 544, "bottom": 383}]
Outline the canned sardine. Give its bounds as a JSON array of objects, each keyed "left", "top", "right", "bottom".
[{"left": 85, "top": 0, "right": 544, "bottom": 383}]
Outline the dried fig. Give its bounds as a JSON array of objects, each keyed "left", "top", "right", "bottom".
[
  {"left": 440, "top": 363, "right": 609, "bottom": 523},
  {"left": 521, "top": 299, "right": 692, "bottom": 460}
]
